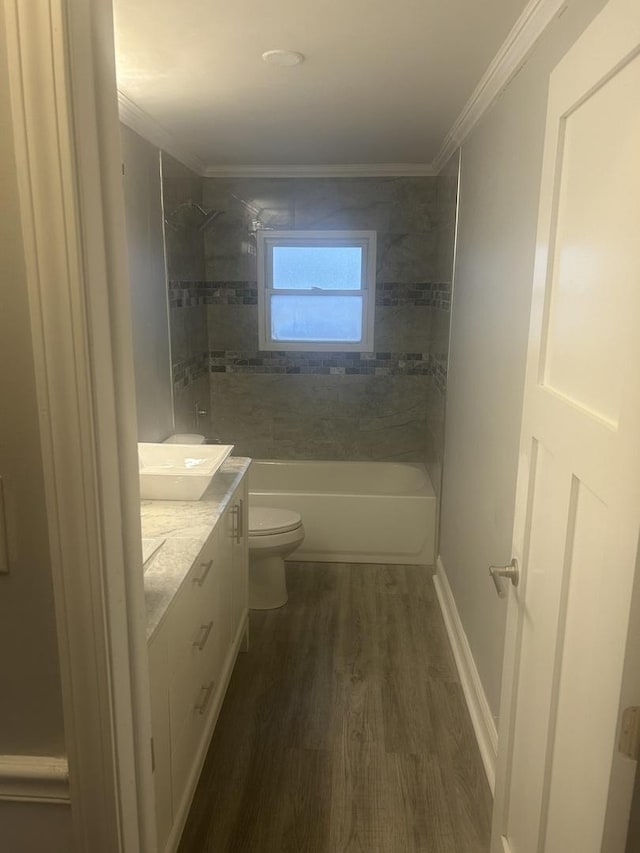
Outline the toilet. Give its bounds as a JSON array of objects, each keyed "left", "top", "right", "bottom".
[{"left": 248, "top": 506, "right": 305, "bottom": 610}]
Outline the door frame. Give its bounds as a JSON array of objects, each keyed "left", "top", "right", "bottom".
[{"left": 3, "top": 0, "right": 155, "bottom": 849}]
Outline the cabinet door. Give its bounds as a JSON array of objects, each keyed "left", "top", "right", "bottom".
[
  {"left": 231, "top": 479, "right": 249, "bottom": 646},
  {"left": 148, "top": 623, "right": 172, "bottom": 851}
]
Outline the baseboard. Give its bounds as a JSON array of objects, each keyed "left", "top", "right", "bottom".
[
  {"left": 0, "top": 755, "right": 70, "bottom": 803},
  {"left": 433, "top": 557, "right": 498, "bottom": 793}
]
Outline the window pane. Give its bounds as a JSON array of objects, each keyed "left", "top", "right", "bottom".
[
  {"left": 272, "top": 246, "right": 362, "bottom": 290},
  {"left": 270, "top": 294, "right": 363, "bottom": 342}
]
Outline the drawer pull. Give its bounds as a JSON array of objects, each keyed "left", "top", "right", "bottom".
[
  {"left": 193, "top": 620, "right": 214, "bottom": 651},
  {"left": 194, "top": 558, "right": 213, "bottom": 586},
  {"left": 233, "top": 500, "right": 244, "bottom": 544},
  {"left": 194, "top": 681, "right": 215, "bottom": 715}
]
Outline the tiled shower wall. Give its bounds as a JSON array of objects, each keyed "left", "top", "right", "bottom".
[
  {"left": 207, "top": 177, "right": 451, "bottom": 464},
  {"left": 162, "top": 153, "right": 208, "bottom": 435},
  {"left": 166, "top": 174, "right": 458, "bottom": 487}
]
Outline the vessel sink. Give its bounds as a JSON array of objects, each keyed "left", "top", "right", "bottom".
[{"left": 138, "top": 443, "right": 234, "bottom": 500}]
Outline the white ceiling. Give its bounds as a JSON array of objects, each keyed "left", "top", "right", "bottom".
[{"left": 113, "top": 0, "right": 530, "bottom": 170}]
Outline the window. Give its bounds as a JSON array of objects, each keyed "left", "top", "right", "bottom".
[{"left": 257, "top": 230, "right": 377, "bottom": 352}]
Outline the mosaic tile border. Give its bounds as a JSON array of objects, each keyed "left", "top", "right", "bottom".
[
  {"left": 377, "top": 282, "right": 451, "bottom": 309},
  {"left": 431, "top": 352, "right": 448, "bottom": 394},
  {"left": 172, "top": 352, "right": 209, "bottom": 387},
  {"left": 208, "top": 350, "right": 432, "bottom": 376},
  {"left": 168, "top": 280, "right": 451, "bottom": 310},
  {"left": 173, "top": 349, "right": 448, "bottom": 389}
]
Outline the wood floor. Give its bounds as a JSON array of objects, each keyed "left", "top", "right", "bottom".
[{"left": 178, "top": 563, "right": 492, "bottom": 853}]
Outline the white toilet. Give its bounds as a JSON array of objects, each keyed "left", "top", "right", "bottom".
[{"left": 248, "top": 506, "right": 305, "bottom": 610}]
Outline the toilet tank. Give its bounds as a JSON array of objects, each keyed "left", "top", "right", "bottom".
[{"left": 163, "top": 433, "right": 206, "bottom": 445}]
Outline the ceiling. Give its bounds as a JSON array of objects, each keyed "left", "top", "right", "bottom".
[{"left": 113, "top": 0, "right": 530, "bottom": 171}]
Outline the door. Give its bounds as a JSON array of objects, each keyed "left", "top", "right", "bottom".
[{"left": 491, "top": 1, "right": 640, "bottom": 851}]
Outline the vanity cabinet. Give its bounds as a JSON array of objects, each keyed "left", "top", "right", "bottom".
[{"left": 147, "top": 475, "right": 249, "bottom": 852}]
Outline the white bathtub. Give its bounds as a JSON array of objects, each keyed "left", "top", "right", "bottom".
[{"left": 249, "top": 460, "right": 436, "bottom": 565}]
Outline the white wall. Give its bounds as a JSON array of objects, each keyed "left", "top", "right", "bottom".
[
  {"left": 0, "top": 802, "right": 72, "bottom": 853},
  {"left": 0, "top": 0, "right": 66, "bottom": 758},
  {"left": 121, "top": 125, "right": 174, "bottom": 442},
  {"left": 0, "top": 5, "right": 72, "bottom": 844},
  {"left": 439, "top": 0, "right": 609, "bottom": 722}
]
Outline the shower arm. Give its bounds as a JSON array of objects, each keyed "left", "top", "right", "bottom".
[{"left": 164, "top": 200, "right": 224, "bottom": 232}]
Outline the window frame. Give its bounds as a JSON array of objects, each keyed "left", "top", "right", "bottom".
[{"left": 256, "top": 229, "right": 377, "bottom": 352}]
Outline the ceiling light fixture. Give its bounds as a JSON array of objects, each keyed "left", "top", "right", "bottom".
[{"left": 261, "top": 50, "right": 305, "bottom": 67}]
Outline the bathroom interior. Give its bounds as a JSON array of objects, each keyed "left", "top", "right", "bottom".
[
  {"left": 4, "top": 0, "right": 633, "bottom": 851},
  {"left": 122, "top": 116, "right": 464, "bottom": 850},
  {"left": 122, "top": 12, "right": 490, "bottom": 838},
  {"left": 106, "top": 0, "right": 640, "bottom": 850}
]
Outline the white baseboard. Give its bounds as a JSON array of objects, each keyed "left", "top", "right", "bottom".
[
  {"left": 433, "top": 557, "right": 498, "bottom": 793},
  {"left": 0, "top": 755, "right": 70, "bottom": 803}
]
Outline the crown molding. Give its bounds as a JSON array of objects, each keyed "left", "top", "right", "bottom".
[
  {"left": 117, "top": 90, "right": 206, "bottom": 176},
  {"left": 117, "top": 93, "right": 434, "bottom": 177},
  {"left": 432, "top": 0, "right": 567, "bottom": 173},
  {"left": 202, "top": 163, "right": 436, "bottom": 178},
  {"left": 0, "top": 756, "right": 70, "bottom": 803},
  {"left": 117, "top": 0, "right": 564, "bottom": 181}
]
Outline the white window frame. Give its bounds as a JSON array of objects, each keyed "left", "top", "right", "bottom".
[{"left": 257, "top": 229, "right": 377, "bottom": 352}]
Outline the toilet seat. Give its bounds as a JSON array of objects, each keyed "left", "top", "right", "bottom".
[{"left": 249, "top": 506, "right": 302, "bottom": 536}]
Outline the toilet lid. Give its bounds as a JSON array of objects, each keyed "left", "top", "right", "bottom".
[{"left": 249, "top": 506, "right": 302, "bottom": 536}]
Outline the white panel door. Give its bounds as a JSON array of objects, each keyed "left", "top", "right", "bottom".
[{"left": 491, "top": 1, "right": 640, "bottom": 851}]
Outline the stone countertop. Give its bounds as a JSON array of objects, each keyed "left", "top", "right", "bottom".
[{"left": 142, "top": 456, "right": 251, "bottom": 641}]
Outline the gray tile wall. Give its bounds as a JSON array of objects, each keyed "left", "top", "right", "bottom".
[
  {"left": 209, "top": 373, "right": 431, "bottom": 461},
  {"left": 166, "top": 175, "right": 457, "bottom": 472},
  {"left": 162, "top": 153, "right": 210, "bottom": 435},
  {"left": 197, "top": 176, "right": 452, "bottom": 463}
]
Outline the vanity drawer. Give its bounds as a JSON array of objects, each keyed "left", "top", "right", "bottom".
[
  {"left": 168, "top": 608, "right": 224, "bottom": 744},
  {"left": 171, "top": 676, "right": 220, "bottom": 811},
  {"left": 167, "top": 532, "right": 220, "bottom": 676}
]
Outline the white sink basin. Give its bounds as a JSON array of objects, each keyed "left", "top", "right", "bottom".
[{"left": 138, "top": 443, "right": 234, "bottom": 500}]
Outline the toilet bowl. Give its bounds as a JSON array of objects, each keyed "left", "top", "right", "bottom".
[{"left": 248, "top": 506, "right": 305, "bottom": 610}]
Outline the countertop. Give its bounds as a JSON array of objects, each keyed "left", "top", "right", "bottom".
[{"left": 142, "top": 456, "right": 251, "bottom": 641}]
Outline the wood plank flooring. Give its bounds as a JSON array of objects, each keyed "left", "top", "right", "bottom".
[{"left": 178, "top": 563, "right": 492, "bottom": 853}]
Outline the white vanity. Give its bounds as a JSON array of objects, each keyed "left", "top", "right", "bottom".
[{"left": 142, "top": 457, "right": 250, "bottom": 852}]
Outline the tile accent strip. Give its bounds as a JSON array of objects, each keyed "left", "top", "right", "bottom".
[
  {"left": 431, "top": 352, "right": 448, "bottom": 393},
  {"left": 168, "top": 280, "right": 451, "bottom": 309},
  {"left": 172, "top": 351, "right": 209, "bottom": 387},
  {"left": 208, "top": 350, "right": 433, "bottom": 376},
  {"left": 377, "top": 282, "right": 451, "bottom": 309},
  {"left": 173, "top": 349, "right": 447, "bottom": 387}
]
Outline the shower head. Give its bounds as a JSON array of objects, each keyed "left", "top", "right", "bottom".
[{"left": 197, "top": 209, "right": 224, "bottom": 232}]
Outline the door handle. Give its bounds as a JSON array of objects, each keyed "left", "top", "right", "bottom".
[{"left": 489, "top": 558, "right": 520, "bottom": 598}]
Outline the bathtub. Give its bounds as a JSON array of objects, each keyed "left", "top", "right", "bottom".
[{"left": 249, "top": 460, "right": 436, "bottom": 565}]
